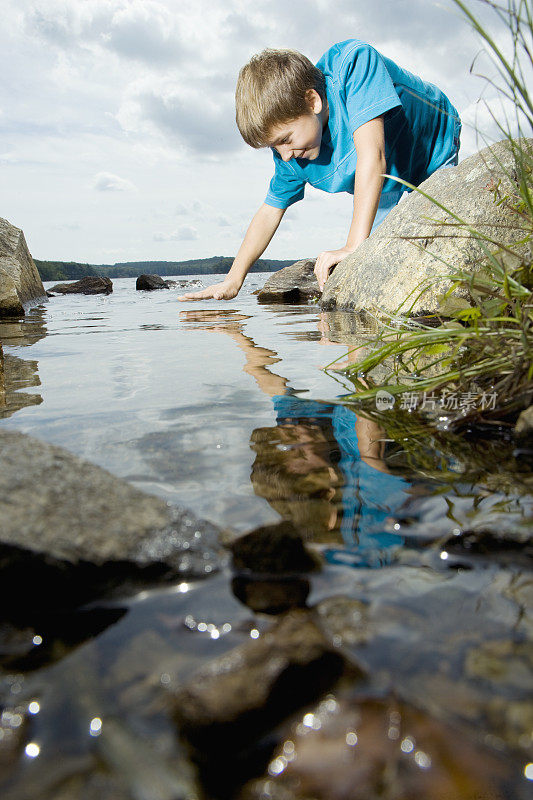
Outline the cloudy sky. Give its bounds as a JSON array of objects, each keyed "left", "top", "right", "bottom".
[{"left": 1, "top": 0, "right": 510, "bottom": 265}]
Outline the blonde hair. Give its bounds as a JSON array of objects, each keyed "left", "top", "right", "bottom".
[{"left": 235, "top": 48, "right": 326, "bottom": 148}]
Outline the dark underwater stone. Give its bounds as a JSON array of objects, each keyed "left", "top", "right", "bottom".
[
  {"left": 50, "top": 276, "right": 113, "bottom": 294},
  {"left": 136, "top": 274, "right": 171, "bottom": 290}
]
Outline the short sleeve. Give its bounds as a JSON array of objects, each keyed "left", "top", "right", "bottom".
[
  {"left": 265, "top": 150, "right": 306, "bottom": 209},
  {"left": 338, "top": 42, "right": 402, "bottom": 133}
]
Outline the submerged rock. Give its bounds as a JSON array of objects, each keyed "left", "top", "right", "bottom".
[
  {"left": 321, "top": 138, "right": 532, "bottom": 314},
  {"left": 515, "top": 404, "right": 533, "bottom": 440},
  {"left": 256, "top": 259, "right": 320, "bottom": 304},
  {"left": 242, "top": 695, "right": 524, "bottom": 800},
  {"left": 136, "top": 274, "right": 172, "bottom": 290},
  {"left": 230, "top": 520, "right": 319, "bottom": 574},
  {"left": 49, "top": 276, "right": 113, "bottom": 295},
  {"left": 0, "top": 217, "right": 47, "bottom": 317},
  {"left": 169, "top": 609, "right": 348, "bottom": 753},
  {"left": 315, "top": 563, "right": 533, "bottom": 751},
  {"left": 0, "top": 430, "right": 224, "bottom": 614},
  {"left": 230, "top": 521, "right": 319, "bottom": 613}
]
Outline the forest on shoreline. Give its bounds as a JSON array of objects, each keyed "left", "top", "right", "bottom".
[{"left": 35, "top": 257, "right": 295, "bottom": 281}]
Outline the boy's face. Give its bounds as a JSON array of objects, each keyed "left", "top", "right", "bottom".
[{"left": 266, "top": 89, "right": 325, "bottom": 162}]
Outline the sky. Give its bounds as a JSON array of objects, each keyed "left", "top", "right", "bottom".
[{"left": 0, "top": 0, "right": 513, "bottom": 264}]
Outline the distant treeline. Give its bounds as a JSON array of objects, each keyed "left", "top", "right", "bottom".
[{"left": 35, "top": 257, "right": 296, "bottom": 281}]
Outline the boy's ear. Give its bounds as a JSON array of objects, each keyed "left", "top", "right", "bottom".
[{"left": 305, "top": 88, "right": 323, "bottom": 114}]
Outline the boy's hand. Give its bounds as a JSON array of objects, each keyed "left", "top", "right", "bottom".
[
  {"left": 314, "top": 247, "right": 353, "bottom": 291},
  {"left": 178, "top": 279, "right": 241, "bottom": 302}
]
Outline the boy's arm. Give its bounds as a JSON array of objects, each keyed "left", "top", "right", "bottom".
[
  {"left": 178, "top": 203, "right": 286, "bottom": 301},
  {"left": 314, "top": 116, "right": 386, "bottom": 291}
]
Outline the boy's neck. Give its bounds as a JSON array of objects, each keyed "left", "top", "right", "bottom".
[{"left": 321, "top": 97, "right": 330, "bottom": 131}]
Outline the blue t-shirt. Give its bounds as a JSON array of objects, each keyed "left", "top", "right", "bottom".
[
  {"left": 272, "top": 394, "right": 411, "bottom": 564},
  {"left": 265, "top": 39, "right": 461, "bottom": 209}
]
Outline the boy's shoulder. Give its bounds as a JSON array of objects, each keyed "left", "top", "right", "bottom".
[{"left": 316, "top": 38, "right": 375, "bottom": 75}]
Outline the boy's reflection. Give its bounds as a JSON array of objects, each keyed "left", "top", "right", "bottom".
[{"left": 180, "top": 309, "right": 410, "bottom": 566}]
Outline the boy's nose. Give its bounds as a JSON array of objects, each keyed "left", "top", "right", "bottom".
[{"left": 277, "top": 145, "right": 293, "bottom": 161}]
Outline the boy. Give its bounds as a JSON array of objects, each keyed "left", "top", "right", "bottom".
[{"left": 178, "top": 38, "right": 461, "bottom": 301}]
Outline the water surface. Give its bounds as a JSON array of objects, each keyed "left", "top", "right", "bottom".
[{"left": 0, "top": 274, "right": 531, "bottom": 799}]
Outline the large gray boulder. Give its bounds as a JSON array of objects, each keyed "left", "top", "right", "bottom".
[
  {"left": 0, "top": 429, "right": 224, "bottom": 611},
  {"left": 321, "top": 138, "right": 531, "bottom": 315},
  {"left": 0, "top": 343, "right": 4, "bottom": 408},
  {"left": 0, "top": 217, "right": 47, "bottom": 317}
]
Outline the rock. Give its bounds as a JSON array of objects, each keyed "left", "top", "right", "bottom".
[
  {"left": 0, "top": 343, "right": 4, "bottom": 407},
  {"left": 169, "top": 609, "right": 347, "bottom": 753},
  {"left": 49, "top": 276, "right": 113, "bottom": 295},
  {"left": 242, "top": 695, "right": 522, "bottom": 800},
  {"left": 314, "top": 563, "right": 533, "bottom": 750},
  {"left": 231, "top": 574, "right": 310, "bottom": 614},
  {"left": 515, "top": 404, "right": 533, "bottom": 439},
  {"left": 95, "top": 718, "right": 200, "bottom": 800},
  {"left": 0, "top": 217, "right": 47, "bottom": 317},
  {"left": 136, "top": 274, "right": 171, "bottom": 290},
  {"left": 321, "top": 138, "right": 532, "bottom": 314},
  {"left": 231, "top": 521, "right": 319, "bottom": 575},
  {"left": 0, "top": 699, "right": 29, "bottom": 770},
  {"left": 175, "top": 279, "right": 202, "bottom": 289},
  {"left": 229, "top": 522, "right": 319, "bottom": 614},
  {"left": 0, "top": 430, "right": 224, "bottom": 614},
  {"left": 465, "top": 639, "right": 533, "bottom": 689},
  {"left": 256, "top": 259, "right": 320, "bottom": 304}
]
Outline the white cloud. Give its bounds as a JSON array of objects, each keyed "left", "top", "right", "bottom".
[
  {"left": 153, "top": 225, "right": 199, "bottom": 241},
  {"left": 0, "top": 0, "right": 517, "bottom": 263},
  {"left": 92, "top": 171, "right": 136, "bottom": 191},
  {"left": 117, "top": 76, "right": 240, "bottom": 154}
]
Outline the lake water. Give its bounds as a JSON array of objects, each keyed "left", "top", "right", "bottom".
[{"left": 0, "top": 274, "right": 531, "bottom": 799}]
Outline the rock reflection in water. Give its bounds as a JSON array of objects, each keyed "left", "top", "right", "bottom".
[
  {"left": 0, "top": 309, "right": 47, "bottom": 347},
  {"left": 0, "top": 309, "right": 46, "bottom": 418},
  {"left": 0, "top": 353, "right": 42, "bottom": 418}
]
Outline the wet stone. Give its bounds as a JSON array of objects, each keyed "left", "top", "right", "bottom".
[
  {"left": 465, "top": 639, "right": 533, "bottom": 690},
  {"left": 0, "top": 430, "right": 226, "bottom": 614},
  {"left": 257, "top": 260, "right": 320, "bottom": 304},
  {"left": 314, "top": 563, "right": 533, "bottom": 752},
  {"left": 49, "top": 276, "right": 113, "bottom": 295},
  {"left": 241, "top": 695, "right": 528, "bottom": 800},
  {"left": 0, "top": 216, "right": 47, "bottom": 317},
  {"left": 515, "top": 404, "right": 533, "bottom": 440},
  {"left": 168, "top": 609, "right": 349, "bottom": 754},
  {"left": 135, "top": 274, "right": 172, "bottom": 291},
  {"left": 231, "top": 574, "right": 310, "bottom": 615},
  {"left": 0, "top": 701, "right": 28, "bottom": 773},
  {"left": 230, "top": 521, "right": 320, "bottom": 575}
]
